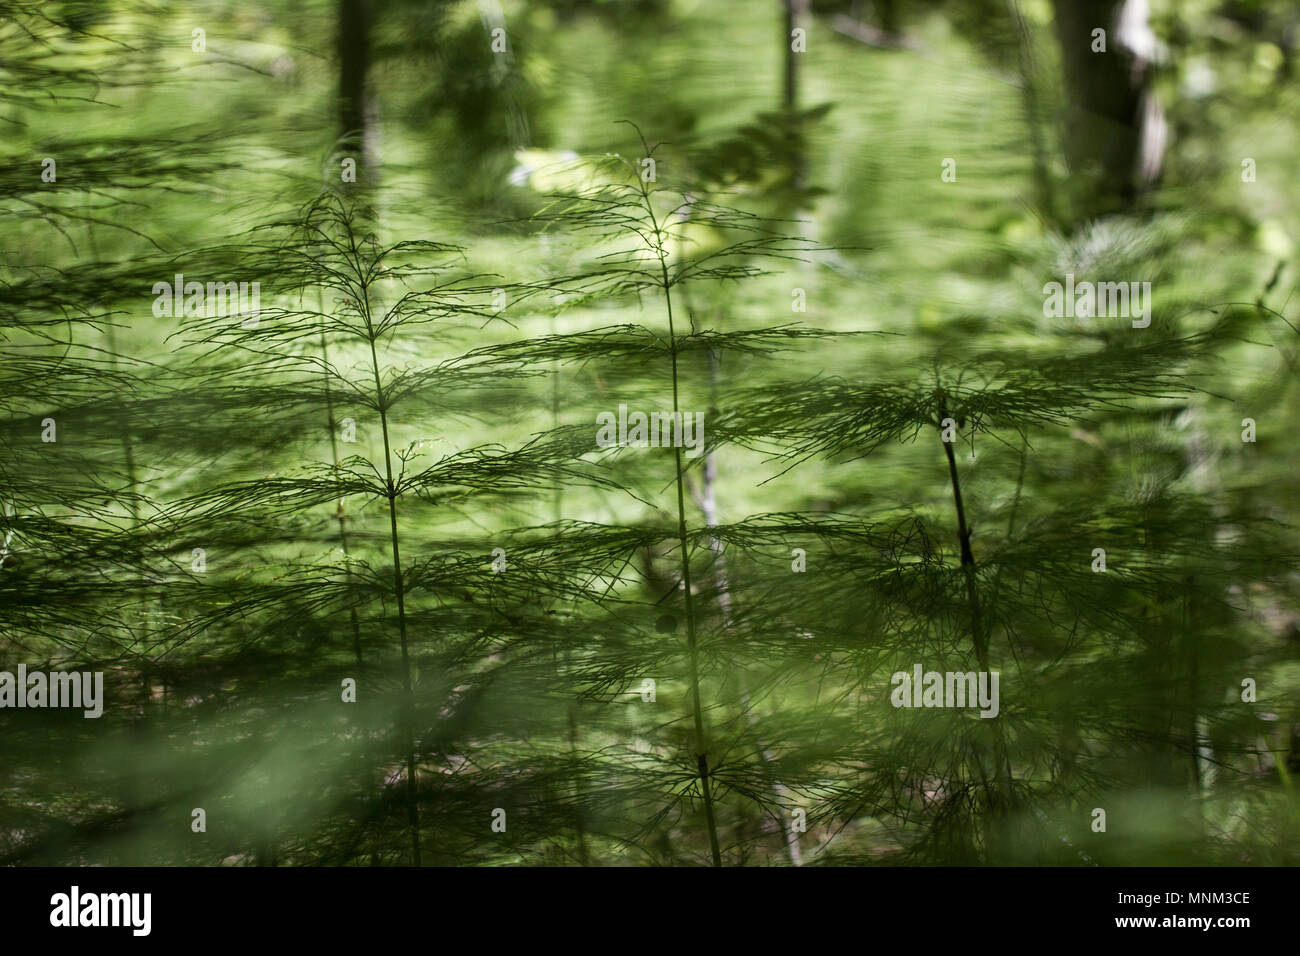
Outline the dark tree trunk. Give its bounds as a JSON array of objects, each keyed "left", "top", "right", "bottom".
[
  {"left": 338, "top": 0, "right": 377, "bottom": 183},
  {"left": 782, "top": 0, "right": 810, "bottom": 198},
  {"left": 1050, "top": 0, "right": 1162, "bottom": 223}
]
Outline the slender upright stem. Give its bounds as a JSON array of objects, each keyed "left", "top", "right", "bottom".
[
  {"left": 550, "top": 323, "right": 590, "bottom": 866},
  {"left": 320, "top": 308, "right": 364, "bottom": 669},
  {"left": 90, "top": 219, "right": 155, "bottom": 859},
  {"left": 88, "top": 222, "right": 150, "bottom": 704},
  {"left": 941, "top": 432, "right": 984, "bottom": 664},
  {"left": 319, "top": 294, "right": 378, "bottom": 864},
  {"left": 657, "top": 245, "right": 722, "bottom": 866},
  {"left": 360, "top": 277, "right": 420, "bottom": 867},
  {"left": 937, "top": 401, "right": 1013, "bottom": 838}
]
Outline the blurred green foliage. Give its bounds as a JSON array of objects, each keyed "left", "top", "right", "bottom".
[{"left": 1, "top": 0, "right": 1297, "bottom": 866}]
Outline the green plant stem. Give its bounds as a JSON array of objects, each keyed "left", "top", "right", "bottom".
[
  {"left": 657, "top": 245, "right": 722, "bottom": 866},
  {"left": 551, "top": 327, "right": 590, "bottom": 866},
  {"left": 319, "top": 295, "right": 377, "bottom": 864},
  {"left": 359, "top": 276, "right": 421, "bottom": 868},
  {"left": 320, "top": 309, "right": 364, "bottom": 669},
  {"left": 938, "top": 408, "right": 1014, "bottom": 837}
]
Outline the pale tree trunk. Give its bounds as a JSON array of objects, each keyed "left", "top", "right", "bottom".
[
  {"left": 681, "top": 263, "right": 804, "bottom": 864},
  {"left": 695, "top": 363, "right": 804, "bottom": 867}
]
